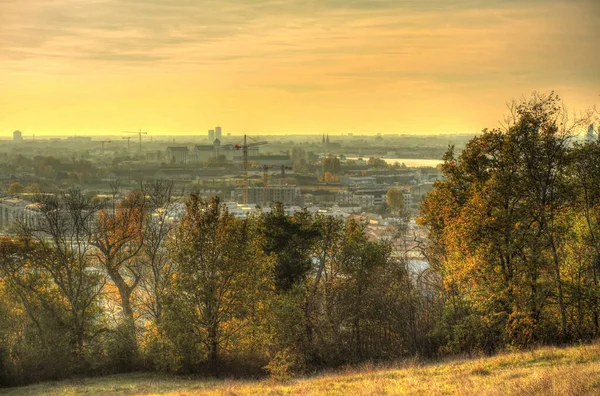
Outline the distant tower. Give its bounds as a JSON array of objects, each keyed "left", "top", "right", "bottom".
[
  {"left": 13, "top": 130, "right": 22, "bottom": 142},
  {"left": 215, "top": 126, "right": 222, "bottom": 140},
  {"left": 587, "top": 123, "right": 595, "bottom": 142},
  {"left": 326, "top": 134, "right": 330, "bottom": 147},
  {"left": 322, "top": 134, "right": 325, "bottom": 147},
  {"left": 209, "top": 129, "right": 215, "bottom": 141}
]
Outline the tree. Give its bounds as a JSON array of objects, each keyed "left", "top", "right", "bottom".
[
  {"left": 166, "top": 196, "right": 273, "bottom": 370},
  {"left": 327, "top": 219, "right": 390, "bottom": 360},
  {"left": 90, "top": 184, "right": 147, "bottom": 362},
  {"left": 419, "top": 92, "right": 594, "bottom": 351},
  {"left": 8, "top": 182, "right": 23, "bottom": 195},
  {"left": 569, "top": 141, "right": 600, "bottom": 335},
  {"left": 322, "top": 156, "right": 341, "bottom": 175},
  {"left": 368, "top": 157, "right": 387, "bottom": 169},
  {"left": 139, "top": 179, "right": 177, "bottom": 324},
  {"left": 386, "top": 188, "right": 405, "bottom": 215},
  {"left": 323, "top": 171, "right": 339, "bottom": 183},
  {"left": 2, "top": 190, "right": 106, "bottom": 381},
  {"left": 262, "top": 203, "right": 320, "bottom": 292},
  {"left": 18, "top": 191, "right": 105, "bottom": 359}
]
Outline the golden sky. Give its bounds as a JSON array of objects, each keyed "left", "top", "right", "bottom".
[{"left": 1, "top": 0, "right": 599, "bottom": 136}]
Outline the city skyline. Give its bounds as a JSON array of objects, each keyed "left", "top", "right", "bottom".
[{"left": 2, "top": 0, "right": 599, "bottom": 136}]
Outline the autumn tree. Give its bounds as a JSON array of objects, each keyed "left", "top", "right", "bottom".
[
  {"left": 165, "top": 196, "right": 274, "bottom": 370},
  {"left": 323, "top": 171, "right": 339, "bottom": 183},
  {"left": 8, "top": 182, "right": 23, "bottom": 195},
  {"left": 1, "top": 190, "right": 105, "bottom": 382},
  {"left": 90, "top": 184, "right": 147, "bottom": 361},
  {"left": 386, "top": 188, "right": 406, "bottom": 216},
  {"left": 138, "top": 179, "right": 178, "bottom": 324},
  {"left": 419, "top": 92, "right": 594, "bottom": 351},
  {"left": 325, "top": 219, "right": 391, "bottom": 360},
  {"left": 568, "top": 141, "right": 600, "bottom": 335},
  {"left": 322, "top": 156, "right": 341, "bottom": 175},
  {"left": 16, "top": 190, "right": 105, "bottom": 359},
  {"left": 368, "top": 157, "right": 388, "bottom": 169}
]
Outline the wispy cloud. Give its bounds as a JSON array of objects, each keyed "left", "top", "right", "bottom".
[{"left": 0, "top": 0, "right": 598, "bottom": 135}]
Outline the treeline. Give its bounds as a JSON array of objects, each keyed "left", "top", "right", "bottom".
[
  {"left": 420, "top": 93, "right": 600, "bottom": 353},
  {"left": 1, "top": 92, "right": 598, "bottom": 387},
  {"left": 0, "top": 182, "right": 433, "bottom": 386}
]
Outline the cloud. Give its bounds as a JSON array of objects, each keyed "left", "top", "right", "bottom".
[
  {"left": 2, "top": 0, "right": 597, "bottom": 74},
  {"left": 0, "top": 0, "right": 598, "bottom": 115}
]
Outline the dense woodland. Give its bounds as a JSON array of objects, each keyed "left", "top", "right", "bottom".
[{"left": 1, "top": 93, "right": 599, "bottom": 387}]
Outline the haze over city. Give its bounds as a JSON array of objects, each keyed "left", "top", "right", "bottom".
[
  {"left": 4, "top": 0, "right": 600, "bottom": 393},
  {"left": 2, "top": 0, "right": 598, "bottom": 136}
]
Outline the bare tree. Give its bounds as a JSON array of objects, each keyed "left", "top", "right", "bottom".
[
  {"left": 139, "top": 179, "right": 178, "bottom": 324},
  {"left": 90, "top": 181, "right": 147, "bottom": 357},
  {"left": 14, "top": 189, "right": 105, "bottom": 360}
]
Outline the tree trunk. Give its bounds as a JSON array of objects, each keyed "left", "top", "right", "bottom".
[
  {"left": 207, "top": 323, "right": 219, "bottom": 373},
  {"left": 107, "top": 267, "right": 138, "bottom": 357},
  {"left": 549, "top": 239, "right": 568, "bottom": 340}
]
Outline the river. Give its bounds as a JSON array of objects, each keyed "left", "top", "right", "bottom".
[{"left": 347, "top": 157, "right": 443, "bottom": 167}]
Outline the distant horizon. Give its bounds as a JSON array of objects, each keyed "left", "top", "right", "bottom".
[
  {"left": 3, "top": 128, "right": 597, "bottom": 140},
  {"left": 2, "top": 131, "right": 482, "bottom": 139}
]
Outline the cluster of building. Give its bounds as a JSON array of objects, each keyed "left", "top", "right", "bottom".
[
  {"left": 335, "top": 188, "right": 412, "bottom": 208},
  {"left": 162, "top": 127, "right": 293, "bottom": 166},
  {"left": 165, "top": 139, "right": 259, "bottom": 164},
  {"left": 0, "top": 197, "right": 48, "bottom": 231},
  {"left": 230, "top": 185, "right": 303, "bottom": 207}
]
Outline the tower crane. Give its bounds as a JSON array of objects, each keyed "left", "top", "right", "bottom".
[
  {"left": 122, "top": 136, "right": 132, "bottom": 151},
  {"left": 122, "top": 129, "right": 148, "bottom": 151},
  {"left": 235, "top": 135, "right": 267, "bottom": 205},
  {"left": 96, "top": 140, "right": 112, "bottom": 152}
]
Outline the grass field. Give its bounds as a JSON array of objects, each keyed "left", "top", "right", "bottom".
[{"left": 5, "top": 343, "right": 600, "bottom": 395}]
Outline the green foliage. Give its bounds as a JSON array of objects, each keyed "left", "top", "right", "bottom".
[
  {"left": 164, "top": 196, "right": 275, "bottom": 371},
  {"left": 264, "top": 348, "right": 302, "bottom": 381},
  {"left": 386, "top": 188, "right": 405, "bottom": 215},
  {"left": 262, "top": 203, "right": 320, "bottom": 291},
  {"left": 419, "top": 92, "right": 600, "bottom": 352},
  {"left": 322, "top": 156, "right": 341, "bottom": 175},
  {"left": 367, "top": 157, "right": 388, "bottom": 169},
  {"left": 2, "top": 94, "right": 599, "bottom": 389}
]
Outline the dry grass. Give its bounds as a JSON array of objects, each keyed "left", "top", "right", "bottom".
[{"left": 5, "top": 343, "right": 600, "bottom": 395}]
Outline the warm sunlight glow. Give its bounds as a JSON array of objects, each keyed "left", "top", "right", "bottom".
[{"left": 1, "top": 0, "right": 599, "bottom": 136}]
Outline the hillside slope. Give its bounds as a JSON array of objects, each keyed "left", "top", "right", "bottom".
[{"left": 5, "top": 343, "right": 600, "bottom": 395}]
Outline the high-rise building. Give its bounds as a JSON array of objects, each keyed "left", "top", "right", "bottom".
[
  {"left": 13, "top": 130, "right": 22, "bottom": 142},
  {"left": 215, "top": 126, "right": 222, "bottom": 140},
  {"left": 587, "top": 123, "right": 595, "bottom": 142},
  {"left": 208, "top": 129, "right": 215, "bottom": 141}
]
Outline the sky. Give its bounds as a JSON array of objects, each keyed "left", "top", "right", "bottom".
[{"left": 1, "top": 0, "right": 599, "bottom": 137}]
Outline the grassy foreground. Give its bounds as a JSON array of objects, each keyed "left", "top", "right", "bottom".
[{"left": 5, "top": 343, "right": 600, "bottom": 395}]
